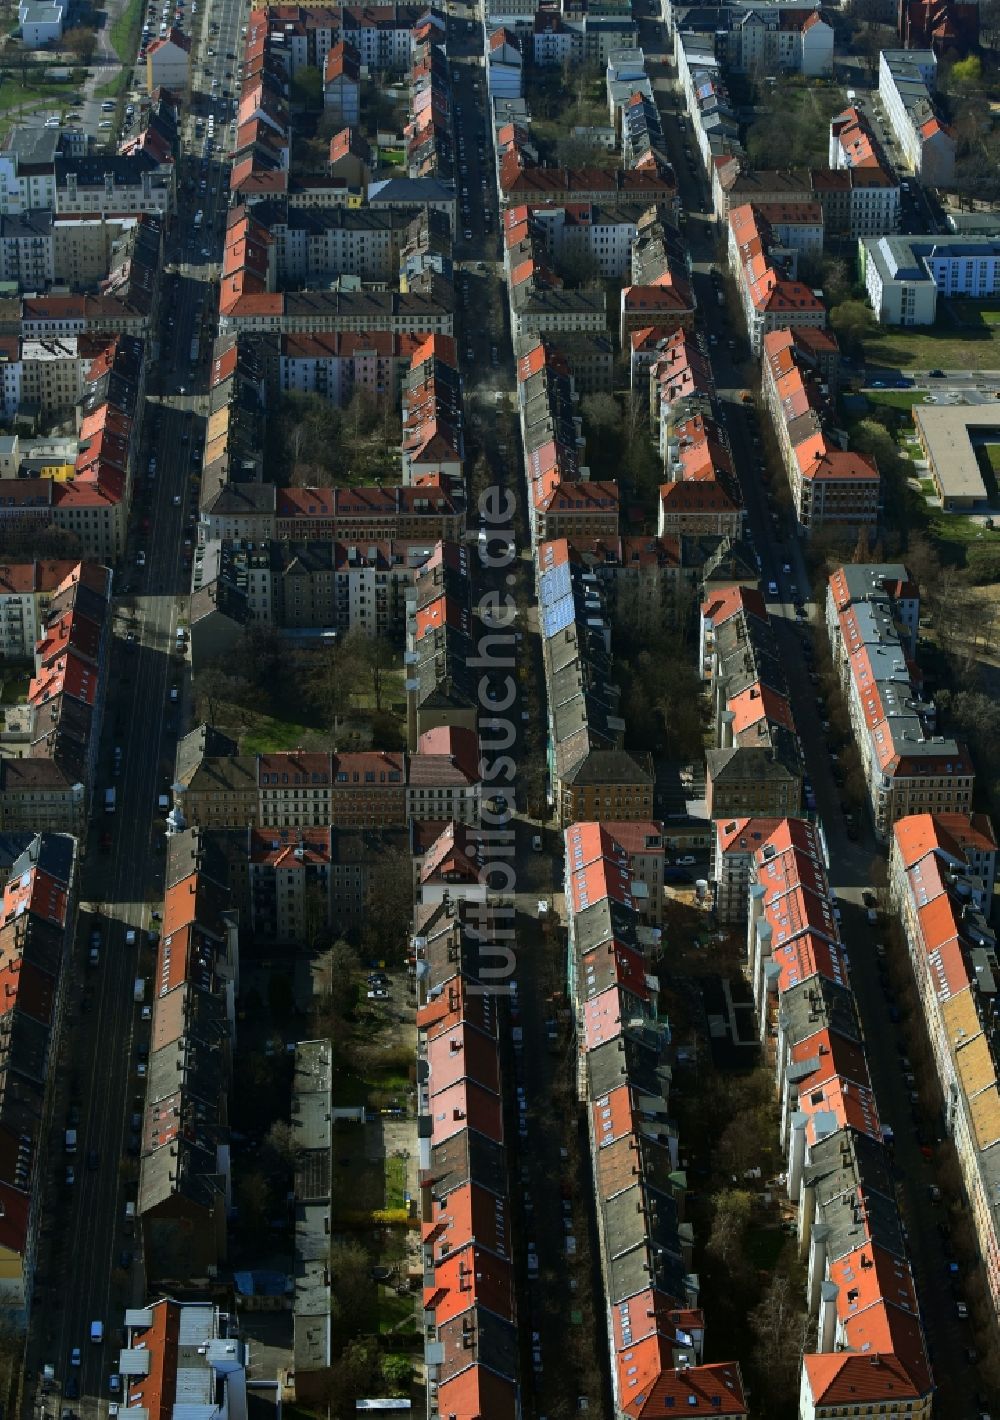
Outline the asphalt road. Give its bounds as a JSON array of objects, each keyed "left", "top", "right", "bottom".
[{"left": 24, "top": 0, "right": 245, "bottom": 1410}]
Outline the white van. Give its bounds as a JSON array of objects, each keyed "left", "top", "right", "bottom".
[{"left": 90, "top": 1320, "right": 104, "bottom": 1344}]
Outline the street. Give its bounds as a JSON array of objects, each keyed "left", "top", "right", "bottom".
[
  {"left": 637, "top": 27, "right": 983, "bottom": 1414},
  {"left": 24, "top": 0, "right": 245, "bottom": 1410}
]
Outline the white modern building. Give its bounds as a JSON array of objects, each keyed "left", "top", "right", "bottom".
[
  {"left": 861, "top": 233, "right": 1000, "bottom": 324},
  {"left": 878, "top": 49, "right": 955, "bottom": 185},
  {"left": 18, "top": 0, "right": 63, "bottom": 46}
]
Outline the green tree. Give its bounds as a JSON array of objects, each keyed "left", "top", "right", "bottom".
[
  {"left": 363, "top": 845, "right": 414, "bottom": 963},
  {"left": 328, "top": 1241, "right": 378, "bottom": 1337},
  {"left": 706, "top": 1188, "right": 752, "bottom": 1270},
  {"left": 949, "top": 54, "right": 982, "bottom": 92},
  {"left": 381, "top": 1355, "right": 414, "bottom": 1395},
  {"left": 63, "top": 25, "right": 97, "bottom": 60},
  {"left": 322, "top": 1338, "right": 379, "bottom": 1415},
  {"left": 291, "top": 63, "right": 323, "bottom": 111},
  {"left": 829, "top": 299, "right": 874, "bottom": 353}
]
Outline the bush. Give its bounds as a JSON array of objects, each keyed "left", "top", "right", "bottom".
[{"left": 964, "top": 542, "right": 1000, "bottom": 584}]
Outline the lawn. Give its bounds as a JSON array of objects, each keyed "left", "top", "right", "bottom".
[
  {"left": 863, "top": 319, "right": 1000, "bottom": 372},
  {"left": 0, "top": 672, "right": 29, "bottom": 705},
  {"left": 949, "top": 300, "right": 1000, "bottom": 328},
  {"left": 241, "top": 711, "right": 321, "bottom": 753},
  {"left": 925, "top": 503, "right": 1000, "bottom": 550},
  {"left": 110, "top": 0, "right": 144, "bottom": 63},
  {"left": 377, "top": 1290, "right": 416, "bottom": 1335},
  {"left": 864, "top": 389, "right": 929, "bottom": 411},
  {"left": 95, "top": 68, "right": 127, "bottom": 99},
  {"left": 0, "top": 73, "right": 78, "bottom": 139},
  {"left": 384, "top": 1154, "right": 407, "bottom": 1210},
  {"left": 984, "top": 443, "right": 1000, "bottom": 474}
]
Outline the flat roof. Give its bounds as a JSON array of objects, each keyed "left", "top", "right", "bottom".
[{"left": 912, "top": 402, "right": 1000, "bottom": 502}]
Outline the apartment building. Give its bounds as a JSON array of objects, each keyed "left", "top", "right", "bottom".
[
  {"left": 414, "top": 896, "right": 520, "bottom": 1420},
  {"left": 711, "top": 814, "right": 785, "bottom": 922},
  {"left": 407, "top": 725, "right": 482, "bottom": 824},
  {"left": 665, "top": 0, "right": 832, "bottom": 74},
  {"left": 519, "top": 201, "right": 639, "bottom": 281},
  {"left": 0, "top": 210, "right": 54, "bottom": 289},
  {"left": 118, "top": 1301, "right": 247, "bottom": 1418},
  {"left": 826, "top": 563, "right": 973, "bottom": 842},
  {"left": 248, "top": 826, "right": 333, "bottom": 941},
  {"left": 563, "top": 820, "right": 748, "bottom": 1420},
  {"left": 761, "top": 328, "right": 880, "bottom": 535},
  {"left": 516, "top": 330, "right": 615, "bottom": 395},
  {"left": 0, "top": 561, "right": 112, "bottom": 838},
  {"left": 728, "top": 203, "right": 827, "bottom": 354},
  {"left": 137, "top": 832, "right": 238, "bottom": 1281},
  {"left": 0, "top": 126, "right": 60, "bottom": 216},
  {"left": 861, "top": 233, "right": 1000, "bottom": 325},
  {"left": 649, "top": 326, "right": 715, "bottom": 465},
  {"left": 0, "top": 832, "right": 77, "bottom": 1325},
  {"left": 0, "top": 558, "right": 80, "bottom": 658},
  {"left": 701, "top": 584, "right": 803, "bottom": 819},
  {"left": 878, "top": 49, "right": 955, "bottom": 185},
  {"left": 145, "top": 27, "right": 191, "bottom": 93},
  {"left": 260, "top": 202, "right": 412, "bottom": 285},
  {"left": 890, "top": 812, "right": 1000, "bottom": 1319},
  {"left": 824, "top": 105, "right": 900, "bottom": 238},
  {"left": 743, "top": 818, "right": 935, "bottom": 1420},
  {"left": 323, "top": 40, "right": 361, "bottom": 124}
]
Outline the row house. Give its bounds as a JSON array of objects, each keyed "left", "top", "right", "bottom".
[
  {"left": 538, "top": 540, "right": 653, "bottom": 826},
  {"left": 657, "top": 410, "right": 744, "bottom": 542},
  {"left": 176, "top": 740, "right": 455, "bottom": 830},
  {"left": 0, "top": 832, "right": 78, "bottom": 1326},
  {"left": 54, "top": 153, "right": 175, "bottom": 218},
  {"left": 826, "top": 563, "right": 974, "bottom": 842},
  {"left": 406, "top": 31, "right": 453, "bottom": 182},
  {"left": 498, "top": 143, "right": 677, "bottom": 214},
  {"left": 727, "top": 203, "right": 827, "bottom": 355},
  {"left": 515, "top": 330, "right": 615, "bottom": 396},
  {"left": 0, "top": 557, "right": 82, "bottom": 659},
  {"left": 823, "top": 105, "right": 900, "bottom": 238},
  {"left": 701, "top": 584, "right": 803, "bottom": 819},
  {"left": 666, "top": 0, "right": 832, "bottom": 74},
  {"left": 563, "top": 820, "right": 749, "bottom": 1420},
  {"left": 404, "top": 544, "right": 478, "bottom": 750},
  {"left": 407, "top": 725, "right": 483, "bottom": 825},
  {"left": 890, "top": 811, "right": 1000, "bottom": 1319},
  {"left": 761, "top": 328, "right": 880, "bottom": 537},
  {"left": 415, "top": 896, "right": 520, "bottom": 1420},
  {"left": 199, "top": 478, "right": 464, "bottom": 544},
  {"left": 257, "top": 4, "right": 435, "bottom": 78},
  {"left": 0, "top": 562, "right": 112, "bottom": 838},
  {"left": 401, "top": 333, "right": 463, "bottom": 485},
  {"left": 878, "top": 48, "right": 955, "bottom": 186},
  {"left": 262, "top": 201, "right": 413, "bottom": 285},
  {"left": 648, "top": 326, "right": 714, "bottom": 467},
  {"left": 275, "top": 328, "right": 426, "bottom": 403},
  {"left": 674, "top": 33, "right": 744, "bottom": 183},
  {"left": 743, "top": 818, "right": 935, "bottom": 1420},
  {"left": 137, "top": 832, "right": 238, "bottom": 1282}
]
